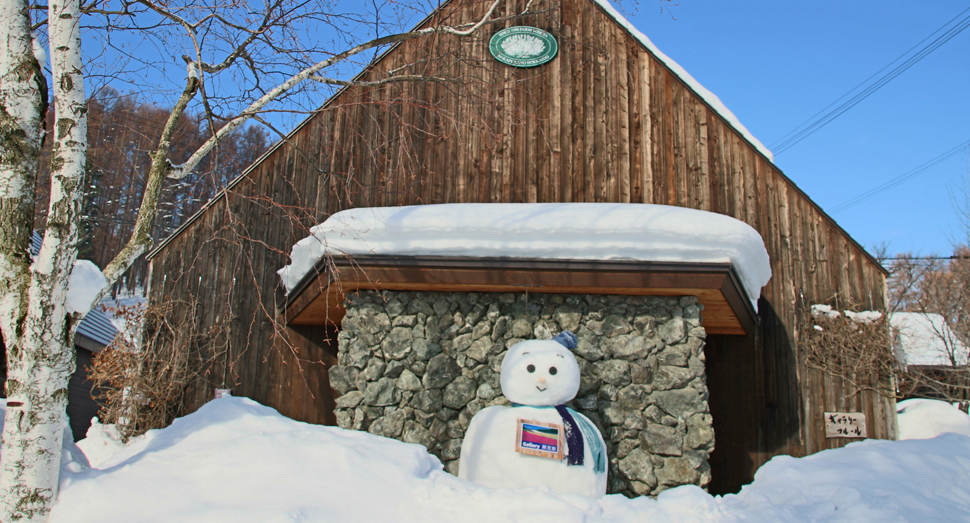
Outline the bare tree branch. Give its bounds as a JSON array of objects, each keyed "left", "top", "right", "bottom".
[
  {"left": 165, "top": 0, "right": 513, "bottom": 183},
  {"left": 307, "top": 73, "right": 454, "bottom": 87}
]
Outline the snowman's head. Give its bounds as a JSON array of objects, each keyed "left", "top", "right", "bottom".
[{"left": 500, "top": 331, "right": 580, "bottom": 406}]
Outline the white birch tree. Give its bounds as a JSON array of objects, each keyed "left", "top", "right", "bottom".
[{"left": 0, "top": 0, "right": 526, "bottom": 518}]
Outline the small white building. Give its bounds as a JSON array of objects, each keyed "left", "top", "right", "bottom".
[
  {"left": 892, "top": 312, "right": 969, "bottom": 404},
  {"left": 891, "top": 312, "right": 968, "bottom": 369}
]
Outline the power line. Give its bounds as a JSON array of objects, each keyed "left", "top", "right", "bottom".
[
  {"left": 770, "top": 6, "right": 970, "bottom": 155},
  {"left": 882, "top": 255, "right": 970, "bottom": 261},
  {"left": 829, "top": 140, "right": 970, "bottom": 214}
]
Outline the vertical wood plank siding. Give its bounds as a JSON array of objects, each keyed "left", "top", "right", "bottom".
[{"left": 147, "top": 0, "right": 892, "bottom": 493}]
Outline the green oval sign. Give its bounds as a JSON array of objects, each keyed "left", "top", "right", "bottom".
[{"left": 489, "top": 26, "right": 558, "bottom": 68}]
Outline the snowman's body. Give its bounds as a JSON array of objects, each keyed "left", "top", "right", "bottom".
[
  {"left": 459, "top": 404, "right": 607, "bottom": 497},
  {"left": 458, "top": 333, "right": 608, "bottom": 498}
]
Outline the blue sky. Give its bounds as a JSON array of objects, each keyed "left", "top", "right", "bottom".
[{"left": 616, "top": 1, "right": 970, "bottom": 257}]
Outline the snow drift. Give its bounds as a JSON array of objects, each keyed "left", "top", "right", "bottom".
[
  {"left": 897, "top": 398, "right": 970, "bottom": 440},
  {"left": 33, "top": 396, "right": 970, "bottom": 522}
]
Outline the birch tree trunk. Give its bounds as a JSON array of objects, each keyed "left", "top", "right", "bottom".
[
  {"left": 0, "top": 0, "right": 85, "bottom": 518},
  {"left": 0, "top": 1, "right": 42, "bottom": 339}
]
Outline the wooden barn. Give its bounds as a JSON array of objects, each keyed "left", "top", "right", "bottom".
[{"left": 145, "top": 0, "right": 895, "bottom": 494}]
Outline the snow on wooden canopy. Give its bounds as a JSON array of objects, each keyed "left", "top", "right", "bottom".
[{"left": 278, "top": 203, "right": 771, "bottom": 309}]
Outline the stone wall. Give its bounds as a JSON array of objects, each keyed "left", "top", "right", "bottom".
[{"left": 329, "top": 290, "right": 713, "bottom": 497}]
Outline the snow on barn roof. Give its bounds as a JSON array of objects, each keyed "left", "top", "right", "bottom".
[
  {"left": 891, "top": 312, "right": 969, "bottom": 368},
  {"left": 277, "top": 203, "right": 772, "bottom": 309}
]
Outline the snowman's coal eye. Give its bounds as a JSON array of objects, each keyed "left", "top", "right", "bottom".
[
  {"left": 527, "top": 364, "right": 536, "bottom": 373},
  {"left": 549, "top": 366, "right": 558, "bottom": 375}
]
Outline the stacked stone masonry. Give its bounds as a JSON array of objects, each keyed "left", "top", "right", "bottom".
[{"left": 329, "top": 290, "right": 714, "bottom": 497}]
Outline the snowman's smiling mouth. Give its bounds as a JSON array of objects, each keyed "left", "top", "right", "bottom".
[{"left": 536, "top": 385, "right": 547, "bottom": 392}]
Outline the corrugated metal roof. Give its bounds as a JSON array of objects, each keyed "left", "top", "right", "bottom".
[
  {"left": 30, "top": 232, "right": 42, "bottom": 257},
  {"left": 77, "top": 306, "right": 118, "bottom": 348},
  {"left": 31, "top": 232, "right": 119, "bottom": 349}
]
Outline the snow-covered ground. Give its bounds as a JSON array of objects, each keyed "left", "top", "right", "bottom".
[
  {"left": 896, "top": 398, "right": 970, "bottom": 440},
  {"left": 15, "top": 396, "right": 967, "bottom": 522}
]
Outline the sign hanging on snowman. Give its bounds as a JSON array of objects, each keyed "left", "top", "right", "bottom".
[
  {"left": 516, "top": 418, "right": 563, "bottom": 459},
  {"left": 459, "top": 331, "right": 608, "bottom": 498}
]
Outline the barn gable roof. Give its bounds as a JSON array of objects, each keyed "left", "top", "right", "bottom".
[
  {"left": 589, "top": 0, "right": 772, "bottom": 161},
  {"left": 146, "top": 0, "right": 884, "bottom": 277}
]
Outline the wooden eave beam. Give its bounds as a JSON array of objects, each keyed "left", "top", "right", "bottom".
[{"left": 284, "top": 256, "right": 758, "bottom": 335}]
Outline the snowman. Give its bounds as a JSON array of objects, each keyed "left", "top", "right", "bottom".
[{"left": 458, "top": 331, "right": 608, "bottom": 498}]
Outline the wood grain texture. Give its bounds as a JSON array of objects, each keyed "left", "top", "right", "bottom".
[{"left": 286, "top": 259, "right": 754, "bottom": 335}]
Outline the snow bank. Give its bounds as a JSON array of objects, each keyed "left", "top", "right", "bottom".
[
  {"left": 278, "top": 203, "right": 772, "bottom": 309},
  {"left": 48, "top": 396, "right": 970, "bottom": 522},
  {"left": 897, "top": 398, "right": 970, "bottom": 440},
  {"left": 718, "top": 435, "right": 970, "bottom": 522},
  {"left": 591, "top": 0, "right": 773, "bottom": 162},
  {"left": 56, "top": 397, "right": 641, "bottom": 523},
  {"left": 75, "top": 417, "right": 127, "bottom": 468}
]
